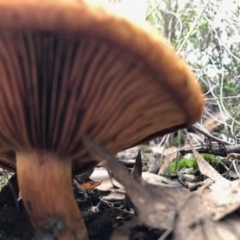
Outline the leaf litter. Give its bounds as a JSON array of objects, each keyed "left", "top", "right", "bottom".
[
  {"left": 83, "top": 135, "right": 240, "bottom": 240},
  {"left": 1, "top": 135, "right": 240, "bottom": 239}
]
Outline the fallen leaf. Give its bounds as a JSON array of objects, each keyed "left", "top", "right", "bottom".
[
  {"left": 158, "top": 146, "right": 177, "bottom": 175},
  {"left": 83, "top": 135, "right": 189, "bottom": 230},
  {"left": 142, "top": 172, "right": 182, "bottom": 187},
  {"left": 174, "top": 192, "right": 238, "bottom": 240},
  {"left": 83, "top": 135, "right": 240, "bottom": 240},
  {"left": 190, "top": 144, "right": 228, "bottom": 183},
  {"left": 81, "top": 179, "right": 102, "bottom": 190},
  {"left": 203, "top": 179, "right": 240, "bottom": 220},
  {"left": 130, "top": 151, "right": 142, "bottom": 178}
]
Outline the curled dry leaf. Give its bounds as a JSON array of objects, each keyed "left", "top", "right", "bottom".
[
  {"left": 81, "top": 180, "right": 102, "bottom": 191},
  {"left": 189, "top": 145, "right": 240, "bottom": 220},
  {"left": 101, "top": 191, "right": 126, "bottom": 201},
  {"left": 203, "top": 112, "right": 229, "bottom": 133},
  {"left": 83, "top": 135, "right": 189, "bottom": 230},
  {"left": 158, "top": 146, "right": 178, "bottom": 175},
  {"left": 142, "top": 172, "right": 182, "bottom": 187},
  {"left": 174, "top": 192, "right": 239, "bottom": 240},
  {"left": 130, "top": 151, "right": 142, "bottom": 178},
  {"left": 190, "top": 144, "right": 228, "bottom": 184},
  {"left": 90, "top": 167, "right": 181, "bottom": 190},
  {"left": 94, "top": 178, "right": 123, "bottom": 192},
  {"left": 84, "top": 136, "right": 240, "bottom": 239}
]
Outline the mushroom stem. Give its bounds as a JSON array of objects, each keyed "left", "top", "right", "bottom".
[{"left": 16, "top": 151, "right": 89, "bottom": 240}]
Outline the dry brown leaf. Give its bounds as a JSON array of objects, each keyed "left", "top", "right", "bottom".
[
  {"left": 190, "top": 144, "right": 228, "bottom": 183},
  {"left": 158, "top": 146, "right": 177, "bottom": 175},
  {"left": 81, "top": 179, "right": 102, "bottom": 190},
  {"left": 90, "top": 168, "right": 181, "bottom": 189},
  {"left": 83, "top": 136, "right": 240, "bottom": 240},
  {"left": 203, "top": 112, "right": 228, "bottom": 133},
  {"left": 174, "top": 192, "right": 238, "bottom": 240},
  {"left": 83, "top": 135, "right": 189, "bottom": 230},
  {"left": 94, "top": 178, "right": 123, "bottom": 191},
  {"left": 227, "top": 153, "right": 240, "bottom": 160},
  {"left": 130, "top": 151, "right": 142, "bottom": 178},
  {"left": 142, "top": 172, "right": 182, "bottom": 187},
  {"left": 203, "top": 179, "right": 240, "bottom": 220},
  {"left": 101, "top": 191, "right": 126, "bottom": 201}
]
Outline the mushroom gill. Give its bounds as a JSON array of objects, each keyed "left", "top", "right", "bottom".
[{"left": 0, "top": 1, "right": 204, "bottom": 239}]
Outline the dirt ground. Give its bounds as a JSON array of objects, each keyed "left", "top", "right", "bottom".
[{"left": 0, "top": 173, "right": 162, "bottom": 240}]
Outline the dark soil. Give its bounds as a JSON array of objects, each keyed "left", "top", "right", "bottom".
[{"left": 0, "top": 174, "right": 162, "bottom": 240}]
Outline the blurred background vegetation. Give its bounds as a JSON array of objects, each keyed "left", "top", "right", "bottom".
[{"left": 104, "top": 0, "right": 240, "bottom": 148}]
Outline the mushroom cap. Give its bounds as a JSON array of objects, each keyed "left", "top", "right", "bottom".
[{"left": 0, "top": 0, "right": 204, "bottom": 167}]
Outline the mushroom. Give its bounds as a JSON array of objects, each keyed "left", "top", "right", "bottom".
[{"left": 0, "top": 0, "right": 204, "bottom": 239}]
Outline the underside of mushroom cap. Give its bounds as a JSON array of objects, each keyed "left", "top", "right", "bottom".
[
  {"left": 0, "top": 2, "right": 205, "bottom": 239},
  {"left": 0, "top": 0, "right": 204, "bottom": 162}
]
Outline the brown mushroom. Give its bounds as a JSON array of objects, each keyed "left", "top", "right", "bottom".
[{"left": 0, "top": 0, "right": 204, "bottom": 239}]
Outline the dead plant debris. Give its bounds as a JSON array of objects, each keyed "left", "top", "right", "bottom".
[
  {"left": 83, "top": 135, "right": 240, "bottom": 240},
  {"left": 1, "top": 135, "right": 240, "bottom": 239}
]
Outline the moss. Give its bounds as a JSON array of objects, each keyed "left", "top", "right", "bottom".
[
  {"left": 169, "top": 157, "right": 198, "bottom": 173},
  {"left": 169, "top": 154, "right": 229, "bottom": 174}
]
